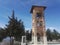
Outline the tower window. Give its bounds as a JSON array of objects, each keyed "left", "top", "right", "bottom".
[
  {"left": 37, "top": 21, "right": 43, "bottom": 26},
  {"left": 36, "top": 13, "right": 42, "bottom": 19},
  {"left": 40, "top": 21, "right": 43, "bottom": 26}
]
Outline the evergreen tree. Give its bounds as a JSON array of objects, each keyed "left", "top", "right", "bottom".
[
  {"left": 26, "top": 30, "right": 30, "bottom": 41},
  {"left": 46, "top": 29, "right": 52, "bottom": 41},
  {"left": 46, "top": 29, "right": 60, "bottom": 41},
  {"left": 52, "top": 29, "right": 60, "bottom": 40},
  {"left": 0, "top": 28, "right": 7, "bottom": 42},
  {"left": 5, "top": 10, "right": 25, "bottom": 41},
  {"left": 26, "top": 30, "right": 32, "bottom": 42},
  {"left": 30, "top": 30, "right": 32, "bottom": 41}
]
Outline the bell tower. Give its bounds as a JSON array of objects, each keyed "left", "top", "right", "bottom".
[{"left": 30, "top": 5, "right": 47, "bottom": 45}]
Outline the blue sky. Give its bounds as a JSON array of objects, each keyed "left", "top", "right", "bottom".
[{"left": 0, "top": 0, "right": 60, "bottom": 32}]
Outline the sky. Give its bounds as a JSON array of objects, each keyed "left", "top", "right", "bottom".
[{"left": 0, "top": 0, "right": 60, "bottom": 32}]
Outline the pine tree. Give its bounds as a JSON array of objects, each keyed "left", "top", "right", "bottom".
[
  {"left": 0, "top": 28, "right": 6, "bottom": 42},
  {"left": 6, "top": 10, "right": 25, "bottom": 41},
  {"left": 52, "top": 29, "right": 60, "bottom": 40},
  {"left": 26, "top": 30, "right": 32, "bottom": 42},
  {"left": 46, "top": 29, "right": 52, "bottom": 41}
]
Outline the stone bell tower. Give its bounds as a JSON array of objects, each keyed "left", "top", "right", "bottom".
[{"left": 30, "top": 5, "right": 47, "bottom": 45}]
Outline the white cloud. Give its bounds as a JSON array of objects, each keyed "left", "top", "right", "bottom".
[
  {"left": 25, "top": 28, "right": 31, "bottom": 30},
  {"left": 0, "top": 23, "right": 5, "bottom": 28},
  {"left": 46, "top": 26, "right": 59, "bottom": 32}
]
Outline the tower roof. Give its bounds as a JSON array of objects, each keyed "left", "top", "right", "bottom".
[{"left": 30, "top": 5, "right": 46, "bottom": 13}]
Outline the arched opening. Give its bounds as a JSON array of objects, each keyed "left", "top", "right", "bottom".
[{"left": 36, "top": 13, "right": 42, "bottom": 19}]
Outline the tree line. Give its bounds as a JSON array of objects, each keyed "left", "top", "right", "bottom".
[
  {"left": 0, "top": 11, "right": 60, "bottom": 42},
  {"left": 25, "top": 29, "right": 60, "bottom": 42}
]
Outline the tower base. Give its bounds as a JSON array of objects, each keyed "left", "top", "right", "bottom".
[
  {"left": 31, "top": 36, "right": 47, "bottom": 45},
  {"left": 43, "top": 36, "right": 47, "bottom": 45},
  {"left": 32, "top": 36, "right": 37, "bottom": 44}
]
